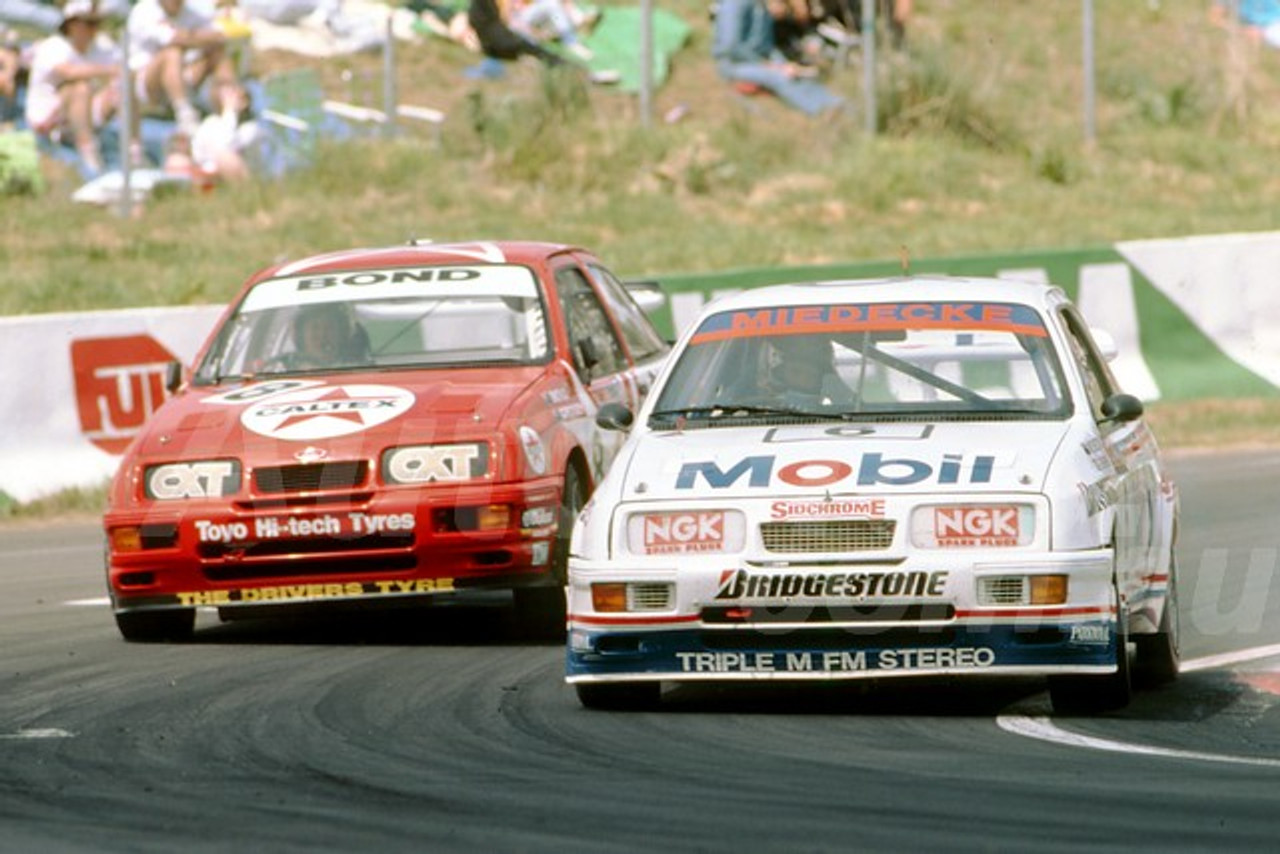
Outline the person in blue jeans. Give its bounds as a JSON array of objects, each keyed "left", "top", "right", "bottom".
[{"left": 713, "top": 0, "right": 845, "bottom": 117}]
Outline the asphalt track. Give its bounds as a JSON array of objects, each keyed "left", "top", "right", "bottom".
[{"left": 2, "top": 450, "right": 1279, "bottom": 853}]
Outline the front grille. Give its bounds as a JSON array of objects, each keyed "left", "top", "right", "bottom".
[
  {"left": 203, "top": 554, "right": 417, "bottom": 581},
  {"left": 978, "top": 576, "right": 1027, "bottom": 605},
  {"left": 760, "top": 519, "right": 896, "bottom": 553},
  {"left": 701, "top": 627, "right": 957, "bottom": 650},
  {"left": 254, "top": 461, "right": 368, "bottom": 494},
  {"left": 628, "top": 583, "right": 674, "bottom": 611},
  {"left": 197, "top": 532, "right": 414, "bottom": 559}
]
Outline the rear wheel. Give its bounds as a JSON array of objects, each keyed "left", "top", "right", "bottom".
[
  {"left": 575, "top": 681, "right": 661, "bottom": 711},
  {"left": 1134, "top": 556, "right": 1180, "bottom": 687},
  {"left": 114, "top": 608, "right": 195, "bottom": 642},
  {"left": 1048, "top": 580, "right": 1132, "bottom": 715},
  {"left": 515, "top": 465, "right": 586, "bottom": 639}
]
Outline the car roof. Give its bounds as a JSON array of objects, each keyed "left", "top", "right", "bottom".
[
  {"left": 252, "top": 240, "right": 584, "bottom": 282},
  {"left": 700, "top": 275, "right": 1068, "bottom": 314}
]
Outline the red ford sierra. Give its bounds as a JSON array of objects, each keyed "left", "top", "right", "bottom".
[{"left": 103, "top": 240, "right": 670, "bottom": 641}]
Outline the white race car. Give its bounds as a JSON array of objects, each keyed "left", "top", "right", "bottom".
[{"left": 565, "top": 276, "right": 1179, "bottom": 714}]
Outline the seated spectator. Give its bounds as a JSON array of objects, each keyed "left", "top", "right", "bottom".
[
  {"left": 712, "top": 0, "right": 845, "bottom": 116},
  {"left": 127, "top": 0, "right": 238, "bottom": 136},
  {"left": 190, "top": 79, "right": 260, "bottom": 182},
  {"left": 1210, "top": 0, "right": 1280, "bottom": 48},
  {"left": 465, "top": 0, "right": 617, "bottom": 82},
  {"left": 24, "top": 1, "right": 123, "bottom": 176},
  {"left": 509, "top": 0, "right": 594, "bottom": 61}
]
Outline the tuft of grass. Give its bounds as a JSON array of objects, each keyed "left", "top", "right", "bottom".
[{"left": 0, "top": 482, "right": 107, "bottom": 524}]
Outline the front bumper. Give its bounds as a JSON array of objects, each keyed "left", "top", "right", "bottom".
[
  {"left": 566, "top": 550, "right": 1118, "bottom": 683},
  {"left": 106, "top": 477, "right": 563, "bottom": 614}
]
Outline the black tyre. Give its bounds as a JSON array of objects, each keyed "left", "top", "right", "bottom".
[
  {"left": 515, "top": 465, "right": 585, "bottom": 638},
  {"left": 1048, "top": 581, "right": 1132, "bottom": 715},
  {"left": 115, "top": 608, "right": 195, "bottom": 642},
  {"left": 575, "top": 681, "right": 661, "bottom": 711},
  {"left": 1134, "top": 557, "right": 1180, "bottom": 687}
]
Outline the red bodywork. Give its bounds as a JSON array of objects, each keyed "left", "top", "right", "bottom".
[{"left": 103, "top": 241, "right": 668, "bottom": 633}]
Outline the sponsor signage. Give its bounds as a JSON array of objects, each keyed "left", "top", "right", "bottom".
[
  {"left": 630, "top": 511, "right": 745, "bottom": 555},
  {"left": 934, "top": 505, "right": 1021, "bottom": 546},
  {"left": 676, "top": 453, "right": 997, "bottom": 490},
  {"left": 714, "top": 569, "right": 949, "bottom": 600},
  {"left": 71, "top": 335, "right": 177, "bottom": 454},
  {"left": 239, "top": 384, "right": 415, "bottom": 441},
  {"left": 674, "top": 647, "right": 997, "bottom": 673}
]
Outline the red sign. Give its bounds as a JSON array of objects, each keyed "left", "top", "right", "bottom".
[
  {"left": 71, "top": 335, "right": 176, "bottom": 455},
  {"left": 643, "top": 511, "right": 725, "bottom": 554}
]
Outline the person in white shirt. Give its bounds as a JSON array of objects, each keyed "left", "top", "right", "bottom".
[
  {"left": 128, "top": 0, "right": 236, "bottom": 135},
  {"left": 24, "top": 0, "right": 122, "bottom": 175}
]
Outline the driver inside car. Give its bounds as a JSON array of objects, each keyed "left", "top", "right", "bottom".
[
  {"left": 761, "top": 335, "right": 853, "bottom": 407},
  {"left": 281, "top": 303, "right": 372, "bottom": 371}
]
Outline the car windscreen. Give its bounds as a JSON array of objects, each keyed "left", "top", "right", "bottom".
[
  {"left": 193, "top": 265, "right": 552, "bottom": 384},
  {"left": 649, "top": 300, "right": 1072, "bottom": 427}
]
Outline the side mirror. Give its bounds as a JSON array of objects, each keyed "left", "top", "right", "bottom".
[
  {"left": 164, "top": 360, "right": 184, "bottom": 394},
  {"left": 595, "top": 402, "right": 634, "bottom": 431},
  {"left": 1100, "top": 392, "right": 1143, "bottom": 424}
]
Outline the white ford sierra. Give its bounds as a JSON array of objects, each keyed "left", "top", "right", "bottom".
[{"left": 565, "top": 276, "right": 1179, "bottom": 714}]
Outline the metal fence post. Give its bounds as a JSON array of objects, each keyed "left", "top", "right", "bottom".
[
  {"left": 118, "top": 29, "right": 132, "bottom": 219},
  {"left": 862, "top": 0, "right": 877, "bottom": 134},
  {"left": 383, "top": 13, "right": 397, "bottom": 138},
  {"left": 1082, "top": 0, "right": 1096, "bottom": 146}
]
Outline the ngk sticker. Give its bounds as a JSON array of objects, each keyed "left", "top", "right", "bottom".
[
  {"left": 632, "top": 511, "right": 742, "bottom": 555},
  {"left": 240, "top": 384, "right": 414, "bottom": 441},
  {"left": 934, "top": 506, "right": 1022, "bottom": 546}
]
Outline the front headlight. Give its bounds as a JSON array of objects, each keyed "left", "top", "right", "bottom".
[
  {"left": 382, "top": 443, "right": 489, "bottom": 485},
  {"left": 145, "top": 460, "right": 242, "bottom": 500},
  {"left": 625, "top": 509, "right": 747, "bottom": 556},
  {"left": 909, "top": 504, "right": 1034, "bottom": 548}
]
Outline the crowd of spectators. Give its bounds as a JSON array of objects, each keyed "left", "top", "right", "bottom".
[{"left": 0, "top": 0, "right": 915, "bottom": 197}]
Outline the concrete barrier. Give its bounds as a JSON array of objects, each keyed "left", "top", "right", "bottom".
[{"left": 2, "top": 231, "right": 1277, "bottom": 504}]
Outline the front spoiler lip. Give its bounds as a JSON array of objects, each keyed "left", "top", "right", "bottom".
[{"left": 565, "top": 622, "right": 1121, "bottom": 682}]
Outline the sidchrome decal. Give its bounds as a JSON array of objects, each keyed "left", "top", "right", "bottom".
[
  {"left": 688, "top": 302, "right": 1048, "bottom": 345},
  {"left": 715, "top": 569, "right": 949, "bottom": 600},
  {"left": 770, "top": 497, "right": 885, "bottom": 520},
  {"left": 240, "top": 384, "right": 414, "bottom": 441},
  {"left": 174, "top": 577, "right": 453, "bottom": 607},
  {"left": 677, "top": 453, "right": 995, "bottom": 489}
]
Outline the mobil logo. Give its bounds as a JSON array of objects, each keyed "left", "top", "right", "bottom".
[
  {"left": 935, "top": 506, "right": 1019, "bottom": 540},
  {"left": 676, "top": 452, "right": 996, "bottom": 490},
  {"left": 71, "top": 335, "right": 176, "bottom": 455}
]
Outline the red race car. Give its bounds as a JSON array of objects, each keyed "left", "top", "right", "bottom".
[{"left": 103, "top": 241, "right": 670, "bottom": 641}]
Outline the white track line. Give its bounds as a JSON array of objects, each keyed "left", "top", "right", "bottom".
[{"left": 998, "top": 642, "right": 1280, "bottom": 766}]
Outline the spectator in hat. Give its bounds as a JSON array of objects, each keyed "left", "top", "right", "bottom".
[
  {"left": 127, "top": 0, "right": 238, "bottom": 136},
  {"left": 24, "top": 0, "right": 123, "bottom": 175}
]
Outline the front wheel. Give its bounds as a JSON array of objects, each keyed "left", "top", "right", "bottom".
[
  {"left": 115, "top": 608, "right": 195, "bottom": 642},
  {"left": 1134, "top": 556, "right": 1180, "bottom": 687},
  {"left": 514, "top": 465, "right": 586, "bottom": 639},
  {"left": 1048, "top": 581, "right": 1132, "bottom": 715}
]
